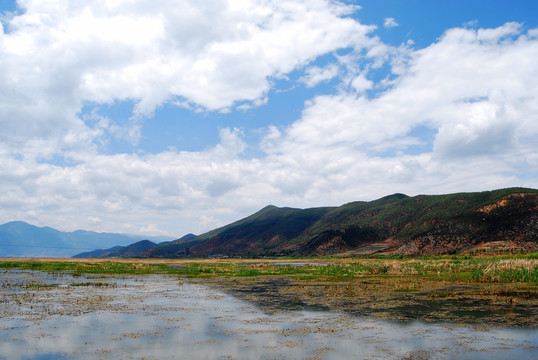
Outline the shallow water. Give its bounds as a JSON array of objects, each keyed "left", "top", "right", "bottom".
[{"left": 0, "top": 270, "right": 536, "bottom": 359}]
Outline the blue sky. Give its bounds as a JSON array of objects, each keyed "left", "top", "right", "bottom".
[
  {"left": 79, "top": 0, "right": 538, "bottom": 155},
  {"left": 0, "top": 0, "right": 537, "bottom": 237}
]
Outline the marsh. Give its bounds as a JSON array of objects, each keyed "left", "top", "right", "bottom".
[{"left": 1, "top": 269, "right": 536, "bottom": 359}]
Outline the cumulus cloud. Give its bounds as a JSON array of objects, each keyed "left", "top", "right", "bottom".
[
  {"left": 0, "top": 0, "right": 374, "bottom": 158},
  {"left": 354, "top": 25, "right": 531, "bottom": 153},
  {"left": 301, "top": 64, "right": 340, "bottom": 87},
  {"left": 260, "top": 23, "right": 538, "bottom": 203},
  {"left": 383, "top": 17, "right": 398, "bottom": 28},
  {"left": 0, "top": 0, "right": 536, "bottom": 237}
]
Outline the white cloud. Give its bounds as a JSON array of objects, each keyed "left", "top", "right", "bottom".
[
  {"left": 139, "top": 223, "right": 170, "bottom": 237},
  {"left": 383, "top": 17, "right": 398, "bottom": 28},
  {"left": 0, "top": 0, "right": 375, "bottom": 158},
  {"left": 88, "top": 216, "right": 102, "bottom": 226},
  {"left": 350, "top": 73, "right": 373, "bottom": 93},
  {"left": 301, "top": 64, "right": 340, "bottom": 87},
  {"left": 433, "top": 100, "right": 518, "bottom": 158},
  {"left": 0, "top": 3, "right": 537, "bottom": 238},
  {"left": 198, "top": 216, "right": 225, "bottom": 234},
  {"left": 259, "top": 23, "right": 538, "bottom": 204},
  {"left": 0, "top": 128, "right": 264, "bottom": 234}
]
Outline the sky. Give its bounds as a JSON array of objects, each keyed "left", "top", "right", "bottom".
[{"left": 0, "top": 0, "right": 537, "bottom": 238}]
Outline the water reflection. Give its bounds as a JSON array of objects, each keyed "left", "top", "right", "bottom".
[
  {"left": 0, "top": 271, "right": 536, "bottom": 359},
  {"left": 207, "top": 277, "right": 538, "bottom": 326}
]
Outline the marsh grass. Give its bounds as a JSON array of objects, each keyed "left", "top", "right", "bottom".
[
  {"left": 0, "top": 254, "right": 537, "bottom": 284},
  {"left": 0, "top": 261, "right": 173, "bottom": 275},
  {"left": 24, "top": 282, "right": 56, "bottom": 289}
]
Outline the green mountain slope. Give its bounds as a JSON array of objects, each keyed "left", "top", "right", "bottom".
[
  {"left": 73, "top": 246, "right": 124, "bottom": 258},
  {"left": 146, "top": 187, "right": 538, "bottom": 257},
  {"left": 145, "top": 206, "right": 330, "bottom": 257},
  {"left": 290, "top": 188, "right": 538, "bottom": 255}
]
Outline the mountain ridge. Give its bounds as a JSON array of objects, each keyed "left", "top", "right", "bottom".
[
  {"left": 3, "top": 187, "right": 537, "bottom": 258},
  {"left": 145, "top": 187, "right": 538, "bottom": 257},
  {"left": 73, "top": 234, "right": 196, "bottom": 258},
  {"left": 0, "top": 221, "right": 175, "bottom": 257}
]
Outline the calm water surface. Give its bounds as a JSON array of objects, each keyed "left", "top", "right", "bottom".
[{"left": 0, "top": 270, "right": 536, "bottom": 359}]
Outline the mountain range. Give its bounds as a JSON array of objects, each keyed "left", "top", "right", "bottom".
[
  {"left": 73, "top": 234, "right": 196, "bottom": 259},
  {"left": 0, "top": 221, "right": 174, "bottom": 257},
  {"left": 2, "top": 187, "right": 537, "bottom": 258},
  {"left": 141, "top": 187, "right": 538, "bottom": 257}
]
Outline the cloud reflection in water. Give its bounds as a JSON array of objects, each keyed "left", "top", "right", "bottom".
[{"left": 0, "top": 271, "right": 536, "bottom": 359}]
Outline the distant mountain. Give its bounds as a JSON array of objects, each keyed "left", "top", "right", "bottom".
[
  {"left": 73, "top": 233, "right": 196, "bottom": 258},
  {"left": 73, "top": 240, "right": 157, "bottom": 258},
  {"left": 146, "top": 188, "right": 538, "bottom": 257},
  {"left": 4, "top": 188, "right": 537, "bottom": 258},
  {"left": 0, "top": 221, "right": 175, "bottom": 257},
  {"left": 72, "top": 246, "right": 124, "bottom": 259}
]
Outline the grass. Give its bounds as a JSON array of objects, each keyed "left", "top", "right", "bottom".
[
  {"left": 0, "top": 254, "right": 537, "bottom": 284},
  {"left": 24, "top": 282, "right": 56, "bottom": 289},
  {"left": 0, "top": 260, "right": 174, "bottom": 275}
]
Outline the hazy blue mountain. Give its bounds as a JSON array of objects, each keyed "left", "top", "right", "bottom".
[{"left": 0, "top": 221, "right": 174, "bottom": 257}]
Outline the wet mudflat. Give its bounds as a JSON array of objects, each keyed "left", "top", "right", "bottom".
[
  {"left": 207, "top": 276, "right": 538, "bottom": 327},
  {"left": 0, "top": 270, "right": 537, "bottom": 360}
]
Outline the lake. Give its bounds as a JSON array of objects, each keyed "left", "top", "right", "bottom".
[{"left": 0, "top": 270, "right": 536, "bottom": 359}]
